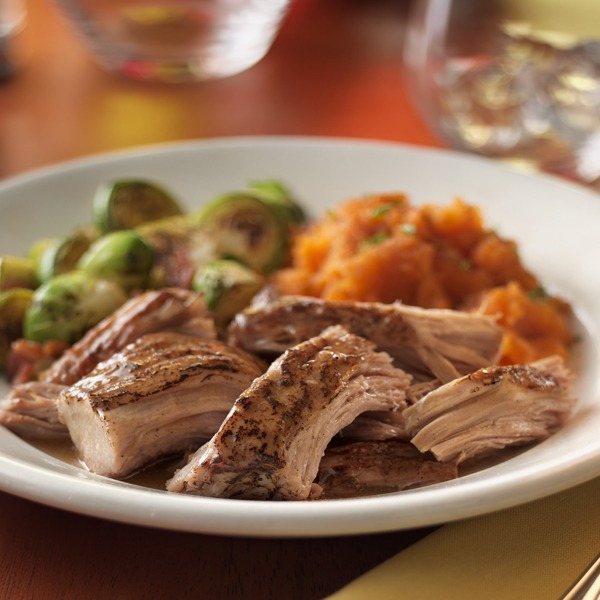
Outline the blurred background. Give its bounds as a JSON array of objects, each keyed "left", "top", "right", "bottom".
[
  {"left": 1, "top": 3, "right": 600, "bottom": 599},
  {"left": 4, "top": 0, "right": 600, "bottom": 189},
  {"left": 0, "top": 0, "right": 441, "bottom": 180}
]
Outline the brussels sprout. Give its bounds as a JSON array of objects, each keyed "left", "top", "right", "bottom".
[
  {"left": 0, "top": 288, "right": 34, "bottom": 368},
  {"left": 77, "top": 231, "right": 154, "bottom": 292},
  {"left": 248, "top": 180, "right": 307, "bottom": 225},
  {"left": 94, "top": 179, "right": 184, "bottom": 233},
  {"left": 192, "top": 259, "right": 264, "bottom": 327},
  {"left": 0, "top": 256, "right": 38, "bottom": 291},
  {"left": 28, "top": 238, "right": 55, "bottom": 267},
  {"left": 36, "top": 228, "right": 98, "bottom": 283},
  {"left": 197, "top": 194, "right": 288, "bottom": 273},
  {"left": 137, "top": 214, "right": 217, "bottom": 288},
  {"left": 24, "top": 272, "right": 127, "bottom": 345},
  {"left": 137, "top": 212, "right": 203, "bottom": 241}
]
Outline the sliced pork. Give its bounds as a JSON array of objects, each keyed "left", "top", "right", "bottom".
[
  {"left": 338, "top": 380, "right": 440, "bottom": 441},
  {"left": 316, "top": 440, "right": 458, "bottom": 498},
  {"left": 57, "top": 332, "right": 266, "bottom": 479},
  {"left": 41, "top": 288, "right": 216, "bottom": 386},
  {"left": 404, "top": 356, "right": 575, "bottom": 464},
  {"left": 0, "top": 381, "right": 68, "bottom": 439},
  {"left": 167, "top": 325, "right": 412, "bottom": 500},
  {"left": 339, "top": 410, "right": 409, "bottom": 442},
  {"left": 227, "top": 291, "right": 502, "bottom": 382}
]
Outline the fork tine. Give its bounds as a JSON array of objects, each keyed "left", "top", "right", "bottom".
[{"left": 560, "top": 553, "right": 600, "bottom": 600}]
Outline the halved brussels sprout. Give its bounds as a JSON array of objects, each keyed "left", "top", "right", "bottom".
[
  {"left": 192, "top": 259, "right": 264, "bottom": 327},
  {"left": 0, "top": 256, "right": 38, "bottom": 291},
  {"left": 137, "top": 212, "right": 203, "bottom": 240},
  {"left": 24, "top": 272, "right": 127, "bottom": 345},
  {"left": 77, "top": 230, "right": 154, "bottom": 292},
  {"left": 248, "top": 180, "right": 307, "bottom": 225},
  {"left": 137, "top": 214, "right": 217, "bottom": 288},
  {"left": 197, "top": 194, "right": 288, "bottom": 273},
  {"left": 0, "top": 288, "right": 34, "bottom": 368},
  {"left": 94, "top": 179, "right": 184, "bottom": 233},
  {"left": 36, "top": 227, "right": 99, "bottom": 283}
]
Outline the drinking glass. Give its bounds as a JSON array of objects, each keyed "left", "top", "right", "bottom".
[
  {"left": 51, "top": 0, "right": 292, "bottom": 82},
  {"left": 403, "top": 0, "right": 600, "bottom": 186},
  {"left": 0, "top": 0, "right": 26, "bottom": 78}
]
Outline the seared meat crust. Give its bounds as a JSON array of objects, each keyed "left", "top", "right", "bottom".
[
  {"left": 405, "top": 355, "right": 575, "bottom": 463},
  {"left": 41, "top": 288, "right": 216, "bottom": 386},
  {"left": 167, "top": 325, "right": 412, "bottom": 500},
  {"left": 57, "top": 332, "right": 265, "bottom": 478},
  {"left": 227, "top": 291, "right": 502, "bottom": 382}
]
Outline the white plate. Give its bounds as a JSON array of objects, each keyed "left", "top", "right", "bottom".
[{"left": 1, "top": 136, "right": 599, "bottom": 537}]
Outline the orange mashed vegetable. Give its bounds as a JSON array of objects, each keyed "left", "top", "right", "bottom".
[{"left": 273, "top": 194, "right": 573, "bottom": 365}]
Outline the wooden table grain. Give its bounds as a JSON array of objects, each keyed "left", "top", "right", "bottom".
[{"left": 0, "top": 1, "right": 442, "bottom": 598}]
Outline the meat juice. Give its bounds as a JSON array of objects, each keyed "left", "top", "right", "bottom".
[{"left": 32, "top": 438, "right": 176, "bottom": 490}]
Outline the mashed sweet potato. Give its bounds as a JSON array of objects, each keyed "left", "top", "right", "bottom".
[{"left": 273, "top": 194, "right": 573, "bottom": 365}]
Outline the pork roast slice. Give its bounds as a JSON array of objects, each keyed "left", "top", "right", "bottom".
[
  {"left": 41, "top": 288, "right": 216, "bottom": 386},
  {"left": 338, "top": 380, "right": 440, "bottom": 441},
  {"left": 227, "top": 291, "right": 502, "bottom": 382},
  {"left": 316, "top": 440, "right": 458, "bottom": 498},
  {"left": 404, "top": 356, "right": 575, "bottom": 464},
  {"left": 0, "top": 381, "right": 68, "bottom": 439},
  {"left": 167, "top": 325, "right": 412, "bottom": 500},
  {"left": 339, "top": 410, "right": 409, "bottom": 442},
  {"left": 57, "top": 332, "right": 265, "bottom": 479}
]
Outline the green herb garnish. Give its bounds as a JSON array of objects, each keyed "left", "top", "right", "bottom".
[
  {"left": 371, "top": 205, "right": 391, "bottom": 218},
  {"left": 528, "top": 285, "right": 549, "bottom": 300},
  {"left": 360, "top": 231, "right": 389, "bottom": 249}
]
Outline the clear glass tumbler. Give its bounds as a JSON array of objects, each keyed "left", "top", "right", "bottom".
[
  {"left": 403, "top": 0, "right": 600, "bottom": 185},
  {"left": 52, "top": 0, "right": 292, "bottom": 82}
]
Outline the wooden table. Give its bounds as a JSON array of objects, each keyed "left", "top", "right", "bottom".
[{"left": 0, "top": 1, "right": 442, "bottom": 598}]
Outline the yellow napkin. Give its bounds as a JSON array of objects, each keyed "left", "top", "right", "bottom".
[{"left": 328, "top": 476, "right": 600, "bottom": 600}]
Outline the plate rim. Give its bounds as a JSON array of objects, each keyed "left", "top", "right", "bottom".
[
  {"left": 1, "top": 134, "right": 599, "bottom": 537},
  {"left": 0, "top": 133, "right": 588, "bottom": 193}
]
